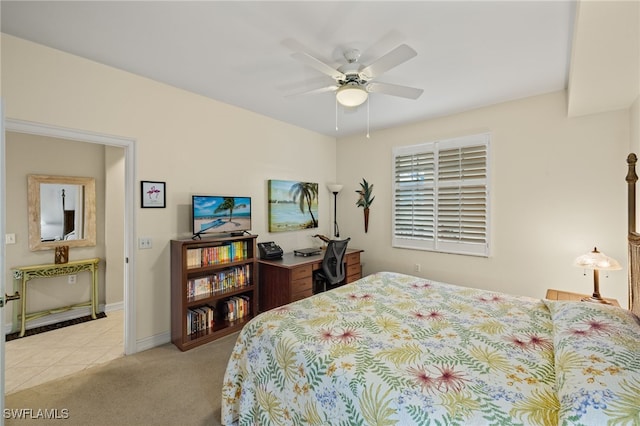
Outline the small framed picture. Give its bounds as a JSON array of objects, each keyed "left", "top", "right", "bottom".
[
  {"left": 54, "top": 245, "right": 69, "bottom": 264},
  {"left": 141, "top": 181, "right": 166, "bottom": 208}
]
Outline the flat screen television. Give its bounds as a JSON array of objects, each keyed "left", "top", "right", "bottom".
[{"left": 192, "top": 195, "right": 252, "bottom": 238}]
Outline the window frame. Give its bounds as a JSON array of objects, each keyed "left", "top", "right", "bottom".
[{"left": 392, "top": 133, "right": 491, "bottom": 257}]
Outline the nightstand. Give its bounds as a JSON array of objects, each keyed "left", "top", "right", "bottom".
[{"left": 545, "top": 289, "right": 620, "bottom": 307}]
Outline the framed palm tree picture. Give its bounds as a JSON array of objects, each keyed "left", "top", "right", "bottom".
[{"left": 268, "top": 180, "right": 319, "bottom": 232}]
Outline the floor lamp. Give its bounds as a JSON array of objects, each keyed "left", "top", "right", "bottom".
[{"left": 327, "top": 184, "right": 343, "bottom": 238}]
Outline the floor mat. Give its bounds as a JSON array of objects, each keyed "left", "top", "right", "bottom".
[{"left": 5, "top": 312, "right": 107, "bottom": 341}]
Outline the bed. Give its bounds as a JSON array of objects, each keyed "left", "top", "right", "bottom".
[{"left": 221, "top": 155, "right": 640, "bottom": 426}]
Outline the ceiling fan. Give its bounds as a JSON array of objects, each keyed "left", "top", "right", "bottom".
[{"left": 290, "top": 44, "right": 424, "bottom": 107}]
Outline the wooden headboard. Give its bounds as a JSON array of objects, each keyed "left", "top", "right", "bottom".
[{"left": 626, "top": 153, "right": 640, "bottom": 316}]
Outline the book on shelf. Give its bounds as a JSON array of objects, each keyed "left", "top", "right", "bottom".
[
  {"left": 186, "top": 264, "right": 252, "bottom": 298},
  {"left": 186, "top": 241, "right": 249, "bottom": 268},
  {"left": 223, "top": 296, "right": 251, "bottom": 322},
  {"left": 187, "top": 305, "right": 215, "bottom": 336}
]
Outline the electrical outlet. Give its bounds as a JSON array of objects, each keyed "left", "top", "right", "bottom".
[
  {"left": 414, "top": 263, "right": 421, "bottom": 273},
  {"left": 68, "top": 274, "right": 77, "bottom": 284},
  {"left": 5, "top": 233, "right": 16, "bottom": 244},
  {"left": 138, "top": 237, "right": 152, "bottom": 249}
]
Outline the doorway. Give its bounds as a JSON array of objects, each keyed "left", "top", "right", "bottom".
[{"left": 3, "top": 119, "right": 136, "bottom": 393}]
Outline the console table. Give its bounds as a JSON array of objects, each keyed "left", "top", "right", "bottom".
[{"left": 12, "top": 258, "right": 100, "bottom": 337}]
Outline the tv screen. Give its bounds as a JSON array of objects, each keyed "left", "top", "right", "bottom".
[{"left": 192, "top": 195, "right": 252, "bottom": 237}]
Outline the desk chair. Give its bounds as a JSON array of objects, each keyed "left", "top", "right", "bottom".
[{"left": 314, "top": 238, "right": 350, "bottom": 293}]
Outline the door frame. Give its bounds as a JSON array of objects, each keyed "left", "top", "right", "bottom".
[
  {"left": 4, "top": 118, "right": 137, "bottom": 355},
  {"left": 1, "top": 99, "right": 6, "bottom": 422}
]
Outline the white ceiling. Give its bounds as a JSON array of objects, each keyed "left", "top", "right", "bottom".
[{"left": 1, "top": 1, "right": 578, "bottom": 138}]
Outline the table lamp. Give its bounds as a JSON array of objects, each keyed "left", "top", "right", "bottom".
[
  {"left": 573, "top": 247, "right": 621, "bottom": 304},
  {"left": 327, "top": 184, "right": 343, "bottom": 238}
]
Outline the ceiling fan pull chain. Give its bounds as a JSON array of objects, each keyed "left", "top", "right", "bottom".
[
  {"left": 335, "top": 96, "right": 339, "bottom": 131},
  {"left": 366, "top": 97, "right": 370, "bottom": 139}
]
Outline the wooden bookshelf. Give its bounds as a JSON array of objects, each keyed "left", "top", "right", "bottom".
[{"left": 171, "top": 234, "right": 258, "bottom": 351}]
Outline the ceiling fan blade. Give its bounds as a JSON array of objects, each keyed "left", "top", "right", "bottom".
[
  {"left": 291, "top": 52, "right": 346, "bottom": 81},
  {"left": 358, "top": 44, "right": 417, "bottom": 80},
  {"left": 286, "top": 84, "right": 339, "bottom": 98},
  {"left": 367, "top": 82, "right": 424, "bottom": 100}
]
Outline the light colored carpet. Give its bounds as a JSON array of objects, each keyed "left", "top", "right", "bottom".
[{"left": 5, "top": 332, "right": 239, "bottom": 426}]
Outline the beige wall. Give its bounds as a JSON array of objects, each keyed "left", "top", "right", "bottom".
[
  {"left": 337, "top": 91, "right": 630, "bottom": 307},
  {"left": 2, "top": 34, "right": 337, "bottom": 346},
  {"left": 105, "top": 145, "right": 126, "bottom": 306},
  {"left": 631, "top": 96, "right": 640, "bottom": 154},
  {"left": 631, "top": 97, "right": 640, "bottom": 241}
]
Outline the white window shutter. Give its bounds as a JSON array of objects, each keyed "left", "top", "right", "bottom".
[{"left": 393, "top": 134, "right": 490, "bottom": 256}]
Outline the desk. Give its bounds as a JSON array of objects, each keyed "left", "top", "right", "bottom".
[
  {"left": 12, "top": 258, "right": 100, "bottom": 337},
  {"left": 259, "top": 249, "right": 363, "bottom": 312}
]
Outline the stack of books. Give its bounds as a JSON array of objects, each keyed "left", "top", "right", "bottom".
[
  {"left": 187, "top": 305, "right": 215, "bottom": 335},
  {"left": 223, "top": 296, "right": 250, "bottom": 322}
]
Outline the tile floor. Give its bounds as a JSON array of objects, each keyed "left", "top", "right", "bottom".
[{"left": 5, "top": 309, "right": 124, "bottom": 394}]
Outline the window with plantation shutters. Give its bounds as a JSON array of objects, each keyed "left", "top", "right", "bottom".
[{"left": 392, "top": 133, "right": 490, "bottom": 256}]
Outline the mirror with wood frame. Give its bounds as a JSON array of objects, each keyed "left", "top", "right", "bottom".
[{"left": 28, "top": 174, "right": 96, "bottom": 251}]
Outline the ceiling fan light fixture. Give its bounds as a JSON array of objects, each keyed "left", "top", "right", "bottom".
[{"left": 336, "top": 85, "right": 368, "bottom": 107}]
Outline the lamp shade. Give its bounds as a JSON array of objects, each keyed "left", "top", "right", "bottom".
[
  {"left": 327, "top": 184, "right": 343, "bottom": 193},
  {"left": 574, "top": 247, "right": 621, "bottom": 270},
  {"left": 336, "top": 86, "right": 368, "bottom": 107}
]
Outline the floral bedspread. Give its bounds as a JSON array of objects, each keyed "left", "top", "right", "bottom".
[{"left": 221, "top": 271, "right": 640, "bottom": 425}]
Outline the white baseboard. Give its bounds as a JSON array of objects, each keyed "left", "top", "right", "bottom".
[
  {"left": 104, "top": 301, "right": 124, "bottom": 312},
  {"left": 135, "top": 331, "right": 171, "bottom": 352}
]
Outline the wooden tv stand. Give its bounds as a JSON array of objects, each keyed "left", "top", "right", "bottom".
[{"left": 258, "top": 248, "right": 363, "bottom": 311}]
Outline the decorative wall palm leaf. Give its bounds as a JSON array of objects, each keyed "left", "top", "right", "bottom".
[{"left": 355, "top": 178, "right": 375, "bottom": 208}]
